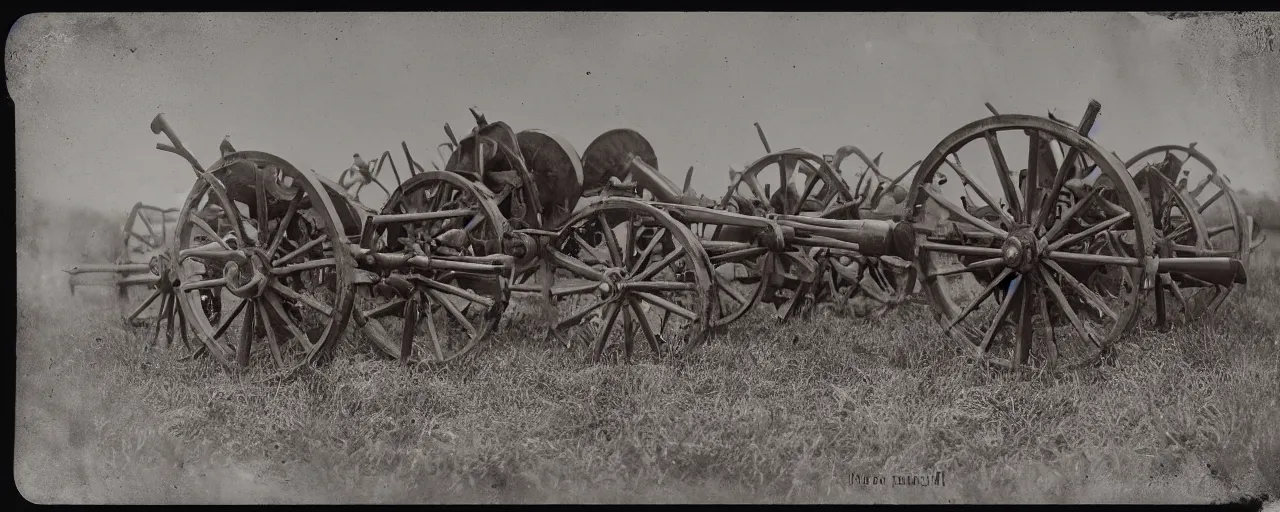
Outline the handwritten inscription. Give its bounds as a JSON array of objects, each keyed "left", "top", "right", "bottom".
[{"left": 851, "top": 471, "right": 945, "bottom": 488}]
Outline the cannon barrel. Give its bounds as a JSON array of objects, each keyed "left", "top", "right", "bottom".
[
  {"left": 1156, "top": 257, "right": 1247, "bottom": 287},
  {"left": 626, "top": 155, "right": 687, "bottom": 204},
  {"left": 772, "top": 214, "right": 917, "bottom": 261}
]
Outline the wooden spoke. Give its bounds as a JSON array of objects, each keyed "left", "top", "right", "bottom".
[
  {"left": 273, "top": 234, "right": 328, "bottom": 266},
  {"left": 713, "top": 271, "right": 749, "bottom": 305},
  {"left": 627, "top": 296, "right": 662, "bottom": 356},
  {"left": 631, "top": 246, "right": 687, "bottom": 282},
  {"left": 361, "top": 298, "right": 407, "bottom": 320},
  {"left": 1039, "top": 267, "right": 1101, "bottom": 348},
  {"left": 236, "top": 303, "right": 255, "bottom": 367},
  {"left": 918, "top": 242, "right": 1005, "bottom": 259},
  {"left": 591, "top": 302, "right": 623, "bottom": 362},
  {"left": 1043, "top": 187, "right": 1101, "bottom": 243},
  {"left": 926, "top": 257, "right": 1005, "bottom": 278},
  {"left": 268, "top": 280, "right": 333, "bottom": 317},
  {"left": 189, "top": 216, "right": 231, "bottom": 250},
  {"left": 1196, "top": 189, "right": 1224, "bottom": 214},
  {"left": 921, "top": 186, "right": 1008, "bottom": 239},
  {"left": 1045, "top": 212, "right": 1132, "bottom": 252},
  {"left": 571, "top": 231, "right": 611, "bottom": 265},
  {"left": 256, "top": 169, "right": 270, "bottom": 246},
  {"left": 125, "top": 288, "right": 164, "bottom": 323},
  {"left": 547, "top": 247, "right": 607, "bottom": 282},
  {"left": 629, "top": 228, "right": 668, "bottom": 275},
  {"left": 255, "top": 300, "right": 286, "bottom": 368},
  {"left": 978, "top": 274, "right": 1022, "bottom": 355},
  {"left": 943, "top": 157, "right": 1015, "bottom": 227},
  {"left": 1044, "top": 251, "right": 1142, "bottom": 268},
  {"left": 272, "top": 258, "right": 336, "bottom": 276},
  {"left": 418, "top": 277, "right": 496, "bottom": 308},
  {"left": 598, "top": 214, "right": 624, "bottom": 265},
  {"left": 945, "top": 267, "right": 1015, "bottom": 332},
  {"left": 1036, "top": 279, "right": 1058, "bottom": 365},
  {"left": 211, "top": 299, "right": 249, "bottom": 342},
  {"left": 636, "top": 292, "right": 697, "bottom": 321},
  {"left": 1024, "top": 130, "right": 1041, "bottom": 225},
  {"left": 624, "top": 281, "right": 699, "bottom": 293},
  {"left": 267, "top": 196, "right": 301, "bottom": 257},
  {"left": 1037, "top": 142, "right": 1081, "bottom": 229},
  {"left": 1041, "top": 259, "right": 1118, "bottom": 321},
  {"left": 556, "top": 299, "right": 611, "bottom": 331},
  {"left": 1014, "top": 275, "right": 1036, "bottom": 367},
  {"left": 265, "top": 294, "right": 315, "bottom": 352}
]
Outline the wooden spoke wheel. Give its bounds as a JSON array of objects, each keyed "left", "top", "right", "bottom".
[
  {"left": 733, "top": 148, "right": 854, "bottom": 217},
  {"left": 543, "top": 198, "right": 714, "bottom": 362},
  {"left": 907, "top": 115, "right": 1156, "bottom": 369},
  {"left": 582, "top": 128, "right": 768, "bottom": 330},
  {"left": 1130, "top": 167, "right": 1220, "bottom": 327},
  {"left": 1126, "top": 145, "right": 1252, "bottom": 265},
  {"left": 353, "top": 171, "right": 511, "bottom": 365},
  {"left": 115, "top": 203, "right": 180, "bottom": 327},
  {"left": 171, "top": 152, "right": 357, "bottom": 372},
  {"left": 1125, "top": 145, "right": 1252, "bottom": 310},
  {"left": 728, "top": 149, "right": 856, "bottom": 321}
]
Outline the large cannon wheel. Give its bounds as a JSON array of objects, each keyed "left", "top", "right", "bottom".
[
  {"left": 352, "top": 171, "right": 511, "bottom": 365},
  {"left": 907, "top": 115, "right": 1156, "bottom": 369},
  {"left": 544, "top": 198, "right": 715, "bottom": 362},
  {"left": 171, "top": 152, "right": 357, "bottom": 372}
]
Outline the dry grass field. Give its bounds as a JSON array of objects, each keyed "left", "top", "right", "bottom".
[{"left": 13, "top": 198, "right": 1280, "bottom": 505}]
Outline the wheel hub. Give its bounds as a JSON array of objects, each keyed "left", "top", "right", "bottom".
[
  {"left": 596, "top": 267, "right": 627, "bottom": 300},
  {"left": 224, "top": 248, "right": 273, "bottom": 299},
  {"left": 1001, "top": 228, "right": 1040, "bottom": 273}
]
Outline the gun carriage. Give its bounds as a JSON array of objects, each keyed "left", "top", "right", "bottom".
[{"left": 69, "top": 99, "right": 1251, "bottom": 371}]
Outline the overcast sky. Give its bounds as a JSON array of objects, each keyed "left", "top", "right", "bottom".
[{"left": 10, "top": 12, "right": 1280, "bottom": 215}]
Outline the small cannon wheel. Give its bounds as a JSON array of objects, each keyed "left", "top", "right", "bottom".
[
  {"left": 580, "top": 128, "right": 763, "bottom": 330},
  {"left": 543, "top": 198, "right": 714, "bottom": 362},
  {"left": 1130, "top": 167, "right": 1220, "bottom": 326},
  {"left": 906, "top": 115, "right": 1156, "bottom": 369},
  {"left": 731, "top": 149, "right": 852, "bottom": 321},
  {"left": 116, "top": 203, "right": 180, "bottom": 327},
  {"left": 171, "top": 152, "right": 357, "bottom": 372},
  {"left": 352, "top": 171, "right": 511, "bottom": 365},
  {"left": 1125, "top": 145, "right": 1251, "bottom": 266},
  {"left": 1125, "top": 145, "right": 1251, "bottom": 310}
]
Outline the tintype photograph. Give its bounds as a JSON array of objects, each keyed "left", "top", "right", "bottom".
[{"left": 10, "top": 11, "right": 1280, "bottom": 505}]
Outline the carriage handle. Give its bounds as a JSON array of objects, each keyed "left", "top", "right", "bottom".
[
  {"left": 443, "top": 123, "right": 460, "bottom": 147},
  {"left": 150, "top": 113, "right": 205, "bottom": 177}
]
